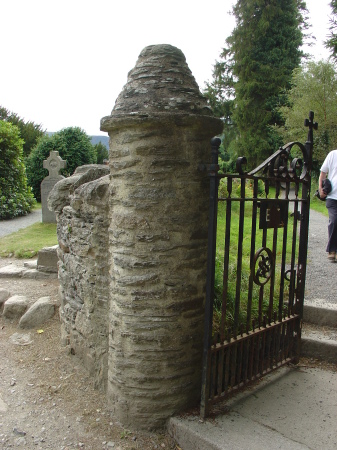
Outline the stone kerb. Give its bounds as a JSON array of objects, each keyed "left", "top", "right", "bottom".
[
  {"left": 41, "top": 151, "right": 66, "bottom": 223},
  {"left": 101, "top": 44, "right": 223, "bottom": 430}
]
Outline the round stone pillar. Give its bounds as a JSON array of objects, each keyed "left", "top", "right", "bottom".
[{"left": 101, "top": 44, "right": 223, "bottom": 430}]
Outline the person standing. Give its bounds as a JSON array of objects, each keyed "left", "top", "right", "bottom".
[{"left": 319, "top": 150, "right": 337, "bottom": 261}]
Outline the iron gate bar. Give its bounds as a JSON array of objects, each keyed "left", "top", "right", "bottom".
[
  {"left": 206, "top": 314, "right": 300, "bottom": 406},
  {"left": 200, "top": 112, "right": 317, "bottom": 418}
]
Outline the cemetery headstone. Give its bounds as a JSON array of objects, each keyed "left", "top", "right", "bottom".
[{"left": 41, "top": 151, "right": 66, "bottom": 223}]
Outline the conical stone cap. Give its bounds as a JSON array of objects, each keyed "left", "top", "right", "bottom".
[{"left": 101, "top": 44, "right": 215, "bottom": 130}]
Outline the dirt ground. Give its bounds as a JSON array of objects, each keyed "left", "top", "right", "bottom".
[
  {"left": 1, "top": 257, "right": 336, "bottom": 450},
  {"left": 0, "top": 258, "right": 180, "bottom": 450}
]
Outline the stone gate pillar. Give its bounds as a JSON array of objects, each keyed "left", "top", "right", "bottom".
[{"left": 100, "top": 44, "right": 223, "bottom": 430}]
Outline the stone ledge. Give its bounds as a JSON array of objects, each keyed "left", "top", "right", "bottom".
[
  {"left": 303, "top": 299, "right": 337, "bottom": 327},
  {"left": 0, "top": 258, "right": 58, "bottom": 280},
  {"left": 301, "top": 336, "right": 337, "bottom": 363}
]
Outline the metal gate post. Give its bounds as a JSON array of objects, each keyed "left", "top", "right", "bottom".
[
  {"left": 200, "top": 137, "right": 221, "bottom": 418},
  {"left": 295, "top": 111, "right": 317, "bottom": 361}
]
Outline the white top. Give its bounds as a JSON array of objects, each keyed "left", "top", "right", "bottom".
[{"left": 321, "top": 150, "right": 337, "bottom": 200}]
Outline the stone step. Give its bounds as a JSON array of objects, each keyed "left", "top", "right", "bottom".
[
  {"left": 0, "top": 261, "right": 57, "bottom": 279},
  {"left": 303, "top": 298, "right": 337, "bottom": 328},
  {"left": 301, "top": 322, "right": 337, "bottom": 363},
  {"left": 302, "top": 299, "right": 337, "bottom": 362}
]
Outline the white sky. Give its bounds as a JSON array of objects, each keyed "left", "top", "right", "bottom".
[{"left": 0, "top": 0, "right": 333, "bottom": 136}]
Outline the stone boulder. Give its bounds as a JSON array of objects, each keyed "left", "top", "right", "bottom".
[
  {"left": 19, "top": 296, "right": 56, "bottom": 328},
  {"left": 2, "top": 295, "right": 31, "bottom": 319},
  {"left": 0, "top": 289, "right": 10, "bottom": 307}
]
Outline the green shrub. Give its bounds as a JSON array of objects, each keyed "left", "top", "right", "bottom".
[
  {"left": 26, "top": 127, "right": 97, "bottom": 201},
  {"left": 0, "top": 121, "right": 35, "bottom": 219}
]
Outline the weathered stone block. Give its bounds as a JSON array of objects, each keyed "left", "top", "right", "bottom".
[{"left": 37, "top": 245, "right": 59, "bottom": 273}]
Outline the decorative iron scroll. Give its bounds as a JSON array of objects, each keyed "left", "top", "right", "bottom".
[
  {"left": 235, "top": 141, "right": 308, "bottom": 181},
  {"left": 253, "top": 247, "right": 274, "bottom": 286}
]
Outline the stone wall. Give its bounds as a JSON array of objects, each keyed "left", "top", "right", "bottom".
[
  {"left": 49, "top": 44, "right": 223, "bottom": 430},
  {"left": 49, "top": 165, "right": 110, "bottom": 390}
]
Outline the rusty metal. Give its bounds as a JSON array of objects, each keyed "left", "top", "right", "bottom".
[{"left": 200, "top": 112, "right": 317, "bottom": 418}]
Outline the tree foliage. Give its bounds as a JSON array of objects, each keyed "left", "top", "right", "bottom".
[
  {"left": 275, "top": 60, "right": 337, "bottom": 175},
  {"left": 0, "top": 121, "right": 35, "bottom": 219},
  {"left": 26, "top": 127, "right": 97, "bottom": 201},
  {"left": 325, "top": 0, "right": 337, "bottom": 59},
  {"left": 0, "top": 106, "right": 45, "bottom": 158},
  {"left": 94, "top": 141, "right": 109, "bottom": 164},
  {"left": 204, "top": 0, "right": 308, "bottom": 170}
]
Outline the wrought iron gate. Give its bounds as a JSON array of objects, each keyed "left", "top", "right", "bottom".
[{"left": 200, "top": 112, "right": 317, "bottom": 418}]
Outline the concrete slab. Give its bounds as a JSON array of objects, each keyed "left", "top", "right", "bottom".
[{"left": 168, "top": 366, "right": 337, "bottom": 450}]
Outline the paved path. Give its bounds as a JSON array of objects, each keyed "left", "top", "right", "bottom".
[
  {"left": 0, "top": 209, "right": 42, "bottom": 238},
  {"left": 169, "top": 364, "right": 337, "bottom": 450}
]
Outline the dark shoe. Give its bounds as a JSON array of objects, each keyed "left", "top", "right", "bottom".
[{"left": 328, "top": 252, "right": 336, "bottom": 262}]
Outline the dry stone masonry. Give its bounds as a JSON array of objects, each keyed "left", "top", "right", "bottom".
[
  {"left": 48, "top": 165, "right": 110, "bottom": 390},
  {"left": 49, "top": 44, "right": 223, "bottom": 430}
]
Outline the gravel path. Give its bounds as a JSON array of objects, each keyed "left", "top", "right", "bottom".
[
  {"left": 305, "top": 209, "right": 337, "bottom": 305},
  {"left": 0, "top": 210, "right": 42, "bottom": 238}
]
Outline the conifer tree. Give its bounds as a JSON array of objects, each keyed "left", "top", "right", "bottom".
[
  {"left": 325, "top": 0, "right": 337, "bottom": 59},
  {"left": 205, "top": 0, "right": 308, "bottom": 169}
]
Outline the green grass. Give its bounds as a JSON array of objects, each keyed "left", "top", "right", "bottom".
[
  {"left": 310, "top": 193, "right": 328, "bottom": 216},
  {"left": 213, "top": 179, "right": 313, "bottom": 334},
  {"left": 0, "top": 221, "right": 57, "bottom": 259},
  {"left": 214, "top": 201, "right": 286, "bottom": 332},
  {"left": 213, "top": 179, "right": 329, "bottom": 335}
]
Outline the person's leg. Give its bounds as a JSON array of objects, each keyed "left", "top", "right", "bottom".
[{"left": 325, "top": 199, "right": 337, "bottom": 258}]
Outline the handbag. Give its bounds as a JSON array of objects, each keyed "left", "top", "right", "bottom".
[{"left": 314, "top": 178, "right": 332, "bottom": 201}]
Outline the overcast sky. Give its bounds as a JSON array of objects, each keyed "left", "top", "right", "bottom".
[{"left": 0, "top": 0, "right": 333, "bottom": 136}]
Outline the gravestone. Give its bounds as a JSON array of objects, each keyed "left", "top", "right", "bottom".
[{"left": 41, "top": 151, "right": 66, "bottom": 223}]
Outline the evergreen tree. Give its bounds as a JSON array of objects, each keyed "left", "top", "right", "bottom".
[
  {"left": 0, "top": 106, "right": 45, "bottom": 158},
  {"left": 205, "top": 0, "right": 308, "bottom": 169},
  {"left": 325, "top": 1, "right": 337, "bottom": 59}
]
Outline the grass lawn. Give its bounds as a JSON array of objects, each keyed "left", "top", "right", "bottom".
[{"left": 0, "top": 205, "right": 58, "bottom": 258}]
